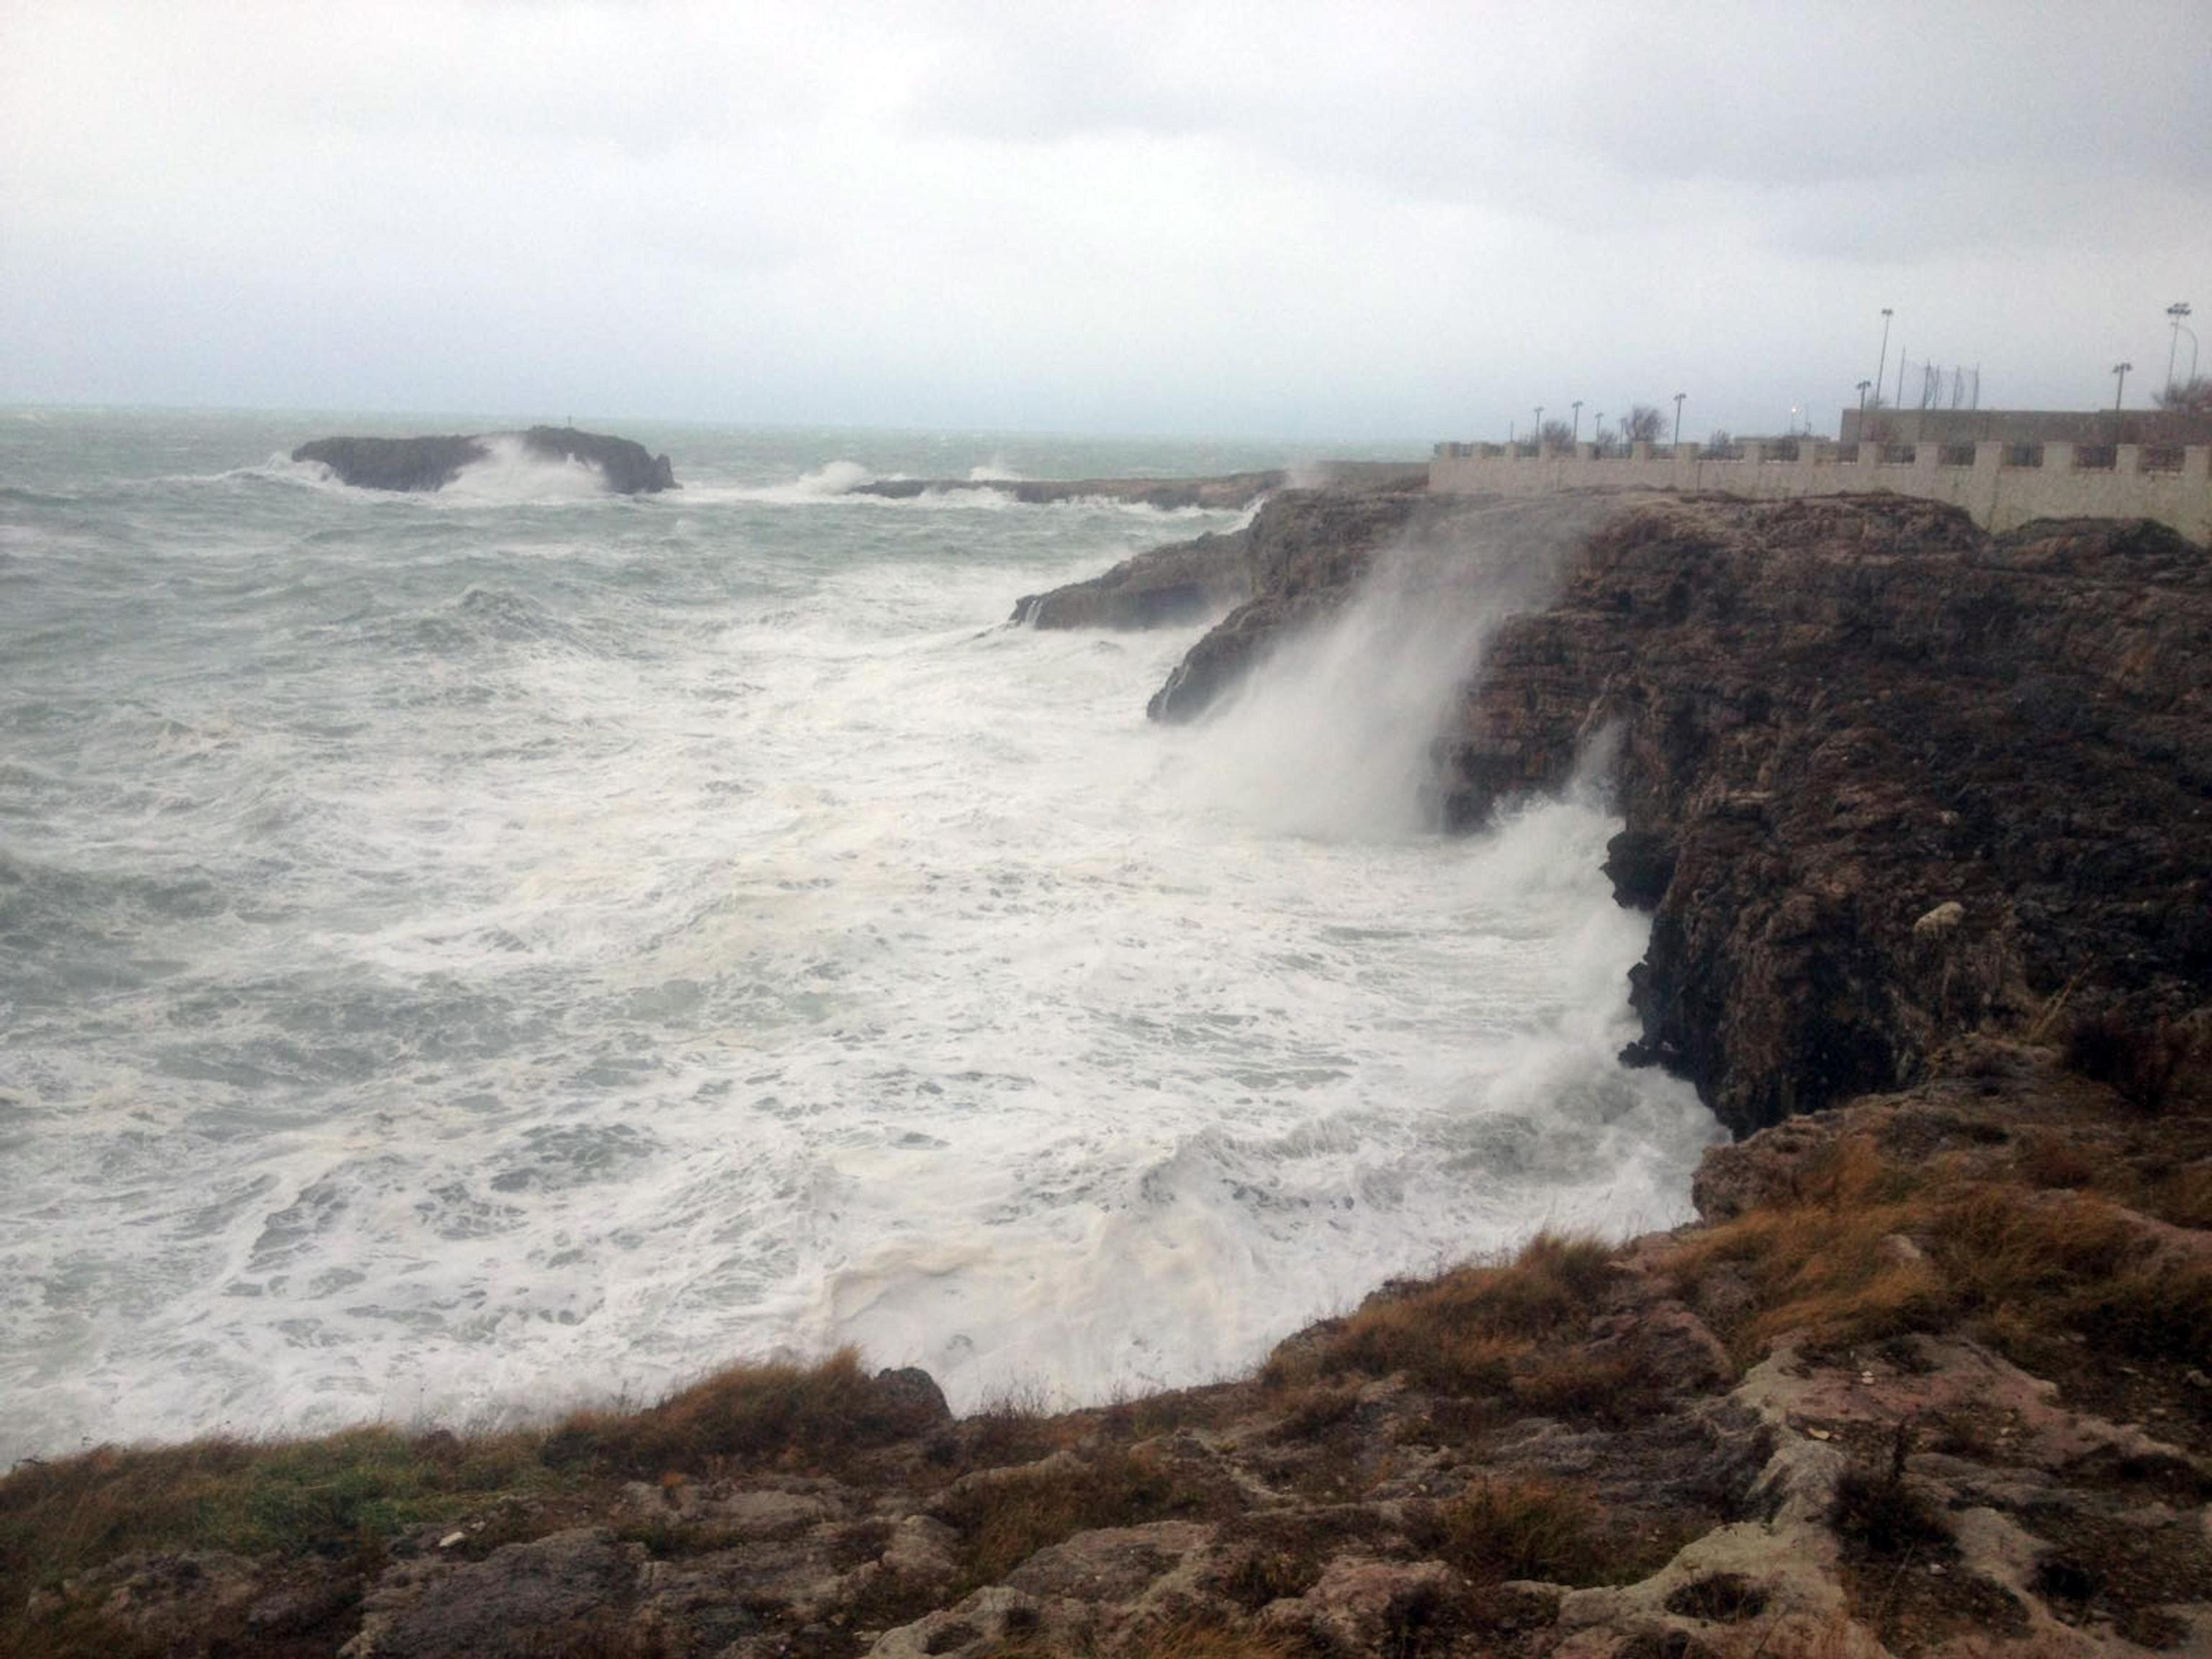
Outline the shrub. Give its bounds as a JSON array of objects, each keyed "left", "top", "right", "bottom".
[
  {"left": 2064, "top": 1010, "right": 2193, "bottom": 1111},
  {"left": 1830, "top": 1464, "right": 1951, "bottom": 1561},
  {"left": 936, "top": 1446, "right": 1237, "bottom": 1588},
  {"left": 572, "top": 1349, "right": 936, "bottom": 1477},
  {"left": 1411, "top": 1478, "right": 1610, "bottom": 1585},
  {"left": 1282, "top": 1233, "right": 1616, "bottom": 1394}
]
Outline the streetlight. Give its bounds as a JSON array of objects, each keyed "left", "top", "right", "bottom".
[
  {"left": 1874, "top": 307, "right": 1894, "bottom": 408},
  {"left": 1672, "top": 392, "right": 1686, "bottom": 446},
  {"left": 1856, "top": 379, "right": 1871, "bottom": 414},
  {"left": 1570, "top": 400, "right": 1583, "bottom": 444},
  {"left": 1593, "top": 411, "right": 1604, "bottom": 451},
  {"left": 2169, "top": 302, "right": 2198, "bottom": 391},
  {"left": 1534, "top": 407, "right": 1545, "bottom": 449},
  {"left": 2113, "top": 361, "right": 2132, "bottom": 410}
]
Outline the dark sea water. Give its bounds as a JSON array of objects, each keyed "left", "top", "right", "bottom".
[{"left": 0, "top": 408, "right": 1718, "bottom": 1460}]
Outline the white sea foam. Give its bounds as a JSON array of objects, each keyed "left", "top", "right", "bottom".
[
  {"left": 439, "top": 434, "right": 612, "bottom": 502},
  {"left": 0, "top": 420, "right": 1718, "bottom": 1458},
  {"left": 731, "top": 459, "right": 883, "bottom": 503}
]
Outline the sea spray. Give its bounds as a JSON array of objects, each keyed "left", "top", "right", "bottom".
[
  {"left": 0, "top": 413, "right": 1717, "bottom": 1457},
  {"left": 1171, "top": 493, "right": 1606, "bottom": 841}
]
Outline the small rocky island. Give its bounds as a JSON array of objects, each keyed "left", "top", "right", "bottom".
[
  {"left": 292, "top": 427, "right": 677, "bottom": 494},
  {"left": 7, "top": 479, "right": 2209, "bottom": 1659}
]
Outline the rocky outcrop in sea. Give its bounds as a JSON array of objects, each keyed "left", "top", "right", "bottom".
[{"left": 293, "top": 426, "right": 678, "bottom": 494}]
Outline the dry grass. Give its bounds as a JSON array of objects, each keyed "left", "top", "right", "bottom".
[
  {"left": 0, "top": 1423, "right": 561, "bottom": 1659},
  {"left": 958, "top": 1383, "right": 1071, "bottom": 1470},
  {"left": 1267, "top": 1233, "right": 1616, "bottom": 1395},
  {"left": 977, "top": 1614, "right": 1303, "bottom": 1659},
  {"left": 1667, "top": 1135, "right": 1951, "bottom": 1357},
  {"left": 935, "top": 1444, "right": 1241, "bottom": 1588},
  {"left": 1406, "top": 1477, "right": 1611, "bottom": 1586},
  {"left": 2015, "top": 1129, "right": 2098, "bottom": 1190},
  {"left": 558, "top": 1348, "right": 936, "bottom": 1478},
  {"left": 1508, "top": 1348, "right": 1673, "bottom": 1429},
  {"left": 2064, "top": 1010, "right": 2197, "bottom": 1112},
  {"left": 1665, "top": 1129, "right": 2212, "bottom": 1371},
  {"left": 1124, "top": 1617, "right": 1306, "bottom": 1658},
  {"left": 0, "top": 1425, "right": 548, "bottom": 1588},
  {"left": 2148, "top": 1161, "right": 2212, "bottom": 1228}
]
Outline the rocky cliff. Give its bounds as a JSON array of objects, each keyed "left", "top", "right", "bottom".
[
  {"left": 1435, "top": 496, "right": 2212, "bottom": 1138},
  {"left": 1012, "top": 473, "right": 1442, "bottom": 650},
  {"left": 1132, "top": 487, "right": 2211, "bottom": 1138},
  {"left": 1011, "top": 525, "right": 1253, "bottom": 629},
  {"left": 866, "top": 471, "right": 1287, "bottom": 511},
  {"left": 868, "top": 462, "right": 1424, "bottom": 513},
  {"left": 293, "top": 428, "right": 677, "bottom": 494}
]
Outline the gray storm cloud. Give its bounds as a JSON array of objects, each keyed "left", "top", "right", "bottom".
[{"left": 1, "top": 0, "right": 2206, "bottom": 436}]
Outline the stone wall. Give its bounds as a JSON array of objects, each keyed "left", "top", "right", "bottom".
[{"left": 1429, "top": 439, "right": 2212, "bottom": 544}]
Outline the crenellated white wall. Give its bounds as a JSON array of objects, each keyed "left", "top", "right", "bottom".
[{"left": 1428, "top": 439, "right": 2211, "bottom": 545}]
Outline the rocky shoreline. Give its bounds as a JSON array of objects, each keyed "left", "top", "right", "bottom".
[{"left": 6, "top": 483, "right": 2208, "bottom": 1658}]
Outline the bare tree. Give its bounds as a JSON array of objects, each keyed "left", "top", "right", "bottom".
[
  {"left": 1622, "top": 405, "right": 1668, "bottom": 444},
  {"left": 2154, "top": 375, "right": 2211, "bottom": 415},
  {"left": 1538, "top": 419, "right": 1575, "bottom": 447}
]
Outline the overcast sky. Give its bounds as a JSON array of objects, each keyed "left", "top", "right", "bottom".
[{"left": 4, "top": 1, "right": 2208, "bottom": 443}]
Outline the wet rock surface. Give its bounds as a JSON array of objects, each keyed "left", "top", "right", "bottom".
[
  {"left": 1140, "top": 487, "right": 1611, "bottom": 724},
  {"left": 1011, "top": 523, "right": 1252, "bottom": 629},
  {"left": 1436, "top": 496, "right": 2212, "bottom": 1136},
  {"left": 864, "top": 469, "right": 1288, "bottom": 511}
]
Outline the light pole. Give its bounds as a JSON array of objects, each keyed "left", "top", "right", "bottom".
[
  {"left": 1593, "top": 411, "right": 1604, "bottom": 451},
  {"left": 2168, "top": 302, "right": 2197, "bottom": 391},
  {"left": 2113, "top": 361, "right": 2132, "bottom": 411},
  {"left": 1874, "top": 307, "right": 1894, "bottom": 408},
  {"left": 1672, "top": 392, "right": 1686, "bottom": 446},
  {"left": 1570, "top": 400, "right": 1582, "bottom": 444},
  {"left": 1856, "top": 379, "right": 1871, "bottom": 415},
  {"left": 1534, "top": 407, "right": 1544, "bottom": 449}
]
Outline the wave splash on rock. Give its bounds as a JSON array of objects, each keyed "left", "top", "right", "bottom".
[{"left": 292, "top": 426, "right": 677, "bottom": 495}]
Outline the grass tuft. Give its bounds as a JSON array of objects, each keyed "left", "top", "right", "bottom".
[
  {"left": 1830, "top": 1460, "right": 1954, "bottom": 1563},
  {"left": 1408, "top": 1477, "right": 1611, "bottom": 1586},
  {"left": 2064, "top": 1010, "right": 2195, "bottom": 1112},
  {"left": 935, "top": 1445, "right": 1238, "bottom": 1588},
  {"left": 563, "top": 1348, "right": 937, "bottom": 1478},
  {"left": 1665, "top": 1126, "right": 2212, "bottom": 1369},
  {"left": 1272, "top": 1232, "right": 1615, "bottom": 1395}
]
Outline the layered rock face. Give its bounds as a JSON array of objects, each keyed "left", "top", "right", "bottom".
[
  {"left": 292, "top": 428, "right": 677, "bottom": 494},
  {"left": 1008, "top": 466, "right": 1431, "bottom": 631},
  {"left": 1011, "top": 526, "right": 1251, "bottom": 629},
  {"left": 867, "top": 470, "right": 1288, "bottom": 510},
  {"left": 1435, "top": 495, "right": 2212, "bottom": 1136}
]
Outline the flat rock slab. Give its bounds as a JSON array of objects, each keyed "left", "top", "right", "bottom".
[{"left": 341, "top": 1527, "right": 643, "bottom": 1658}]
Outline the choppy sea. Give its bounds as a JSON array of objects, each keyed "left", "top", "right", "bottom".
[{"left": 0, "top": 408, "right": 1719, "bottom": 1462}]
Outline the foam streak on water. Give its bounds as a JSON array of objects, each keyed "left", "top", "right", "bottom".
[{"left": 0, "top": 412, "right": 1719, "bottom": 1459}]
